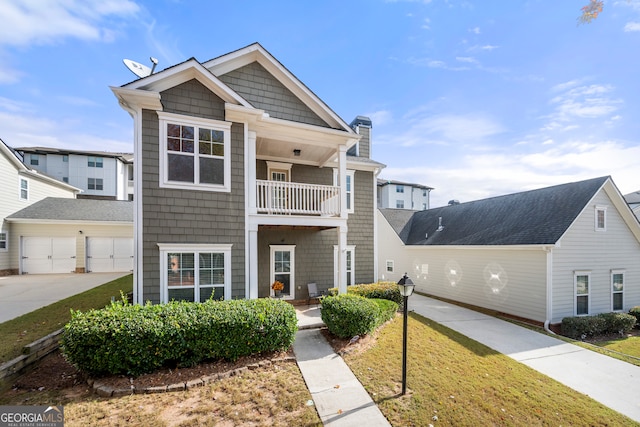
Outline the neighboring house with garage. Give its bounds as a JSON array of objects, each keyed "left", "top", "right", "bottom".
[
  {"left": 0, "top": 139, "right": 80, "bottom": 275},
  {"left": 378, "top": 176, "right": 640, "bottom": 328},
  {"left": 5, "top": 198, "right": 133, "bottom": 274},
  {"left": 111, "top": 42, "right": 384, "bottom": 305},
  {"left": 14, "top": 147, "right": 134, "bottom": 201}
]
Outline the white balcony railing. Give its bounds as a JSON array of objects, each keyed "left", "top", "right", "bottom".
[{"left": 256, "top": 180, "right": 340, "bottom": 216}]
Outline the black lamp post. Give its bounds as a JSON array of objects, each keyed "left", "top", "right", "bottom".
[{"left": 397, "top": 272, "right": 415, "bottom": 395}]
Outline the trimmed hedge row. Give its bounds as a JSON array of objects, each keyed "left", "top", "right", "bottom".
[
  {"left": 328, "top": 281, "right": 402, "bottom": 305},
  {"left": 61, "top": 298, "right": 297, "bottom": 376},
  {"left": 629, "top": 306, "right": 640, "bottom": 327},
  {"left": 561, "top": 312, "right": 636, "bottom": 340},
  {"left": 321, "top": 294, "right": 398, "bottom": 338}
]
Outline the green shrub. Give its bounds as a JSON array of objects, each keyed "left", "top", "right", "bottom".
[
  {"left": 561, "top": 312, "right": 636, "bottom": 340},
  {"left": 321, "top": 294, "right": 398, "bottom": 338},
  {"left": 328, "top": 281, "right": 401, "bottom": 305},
  {"left": 61, "top": 298, "right": 297, "bottom": 377},
  {"left": 629, "top": 306, "right": 640, "bottom": 327}
]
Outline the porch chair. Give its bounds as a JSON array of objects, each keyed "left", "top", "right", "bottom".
[{"left": 307, "top": 282, "right": 325, "bottom": 305}]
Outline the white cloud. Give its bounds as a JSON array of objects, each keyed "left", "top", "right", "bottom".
[
  {"left": 365, "top": 110, "right": 393, "bottom": 127},
  {"left": 469, "top": 27, "right": 481, "bottom": 34},
  {"left": 0, "top": 0, "right": 140, "bottom": 46},
  {"left": 624, "top": 22, "right": 640, "bottom": 31}
]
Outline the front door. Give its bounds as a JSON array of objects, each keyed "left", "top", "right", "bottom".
[
  {"left": 270, "top": 169, "right": 289, "bottom": 211},
  {"left": 270, "top": 245, "right": 295, "bottom": 300}
]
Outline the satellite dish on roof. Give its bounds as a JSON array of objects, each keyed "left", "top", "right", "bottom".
[{"left": 123, "top": 57, "right": 158, "bottom": 78}]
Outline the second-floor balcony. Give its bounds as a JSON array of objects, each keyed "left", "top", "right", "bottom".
[{"left": 256, "top": 180, "right": 340, "bottom": 216}]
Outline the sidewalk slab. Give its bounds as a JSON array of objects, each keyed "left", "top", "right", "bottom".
[
  {"left": 293, "top": 328, "right": 390, "bottom": 426},
  {"left": 409, "top": 293, "right": 640, "bottom": 422}
]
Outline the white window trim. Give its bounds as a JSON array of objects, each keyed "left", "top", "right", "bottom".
[
  {"left": 270, "top": 245, "right": 295, "bottom": 300},
  {"left": 266, "top": 161, "right": 292, "bottom": 181},
  {"left": 0, "top": 230, "right": 7, "bottom": 252},
  {"left": 157, "top": 243, "right": 232, "bottom": 303},
  {"left": 333, "top": 169, "right": 355, "bottom": 214},
  {"left": 386, "top": 260, "right": 394, "bottom": 273},
  {"left": 574, "top": 270, "right": 591, "bottom": 316},
  {"left": 19, "top": 177, "right": 28, "bottom": 201},
  {"left": 334, "top": 245, "right": 356, "bottom": 287},
  {"left": 595, "top": 205, "right": 607, "bottom": 232},
  {"left": 611, "top": 269, "right": 625, "bottom": 312},
  {"left": 158, "top": 111, "right": 232, "bottom": 193}
]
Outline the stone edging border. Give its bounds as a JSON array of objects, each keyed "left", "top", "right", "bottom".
[{"left": 89, "top": 355, "right": 297, "bottom": 397}]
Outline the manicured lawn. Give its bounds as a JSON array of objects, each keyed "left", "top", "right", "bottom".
[
  {"left": 342, "top": 313, "right": 638, "bottom": 426},
  {"left": 0, "top": 274, "right": 133, "bottom": 363},
  {"left": 592, "top": 333, "right": 640, "bottom": 359}
]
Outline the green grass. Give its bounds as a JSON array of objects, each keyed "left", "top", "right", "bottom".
[
  {"left": 0, "top": 274, "right": 132, "bottom": 363},
  {"left": 343, "top": 312, "right": 638, "bottom": 426}
]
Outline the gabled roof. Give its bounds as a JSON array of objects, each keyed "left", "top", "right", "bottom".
[
  {"left": 381, "top": 176, "right": 612, "bottom": 246},
  {"left": 6, "top": 198, "right": 133, "bottom": 223},
  {"left": 202, "top": 43, "right": 354, "bottom": 133}
]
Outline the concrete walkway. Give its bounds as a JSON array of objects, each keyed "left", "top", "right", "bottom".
[
  {"left": 0, "top": 272, "right": 130, "bottom": 323},
  {"left": 294, "top": 305, "right": 391, "bottom": 426},
  {"left": 295, "top": 295, "right": 640, "bottom": 424},
  {"left": 409, "top": 293, "right": 640, "bottom": 423}
]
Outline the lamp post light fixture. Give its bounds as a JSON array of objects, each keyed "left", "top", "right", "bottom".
[{"left": 397, "top": 272, "right": 415, "bottom": 395}]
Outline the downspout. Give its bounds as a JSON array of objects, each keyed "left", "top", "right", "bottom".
[
  {"left": 373, "top": 166, "right": 382, "bottom": 282},
  {"left": 118, "top": 99, "right": 144, "bottom": 305},
  {"left": 544, "top": 246, "right": 556, "bottom": 334}
]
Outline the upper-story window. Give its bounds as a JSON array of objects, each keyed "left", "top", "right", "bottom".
[
  {"left": 88, "top": 156, "right": 103, "bottom": 168},
  {"left": 158, "top": 112, "right": 231, "bottom": 192},
  {"left": 333, "top": 169, "right": 355, "bottom": 214},
  {"left": 396, "top": 185, "right": 404, "bottom": 193},
  {"left": 396, "top": 200, "right": 404, "bottom": 208},
  {"left": 423, "top": 189, "right": 428, "bottom": 197},
  {"left": 595, "top": 205, "right": 607, "bottom": 231},
  {"left": 30, "top": 154, "right": 39, "bottom": 166},
  {"left": 19, "top": 178, "right": 28, "bottom": 200},
  {"left": 63, "top": 155, "right": 68, "bottom": 162}
]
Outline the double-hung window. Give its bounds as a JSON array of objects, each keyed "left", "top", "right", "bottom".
[
  {"left": 88, "top": 178, "right": 103, "bottom": 190},
  {"left": 0, "top": 232, "right": 7, "bottom": 251},
  {"left": 158, "top": 112, "right": 231, "bottom": 192},
  {"left": 612, "top": 270, "right": 625, "bottom": 311},
  {"left": 88, "top": 156, "right": 103, "bottom": 168},
  {"left": 30, "top": 154, "right": 39, "bottom": 166},
  {"left": 595, "top": 205, "right": 607, "bottom": 231},
  {"left": 158, "top": 244, "right": 232, "bottom": 303},
  {"left": 396, "top": 185, "right": 404, "bottom": 193},
  {"left": 575, "top": 271, "right": 590, "bottom": 315},
  {"left": 19, "top": 178, "right": 28, "bottom": 200},
  {"left": 334, "top": 245, "right": 355, "bottom": 286}
]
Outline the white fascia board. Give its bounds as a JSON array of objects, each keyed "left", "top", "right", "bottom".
[
  {"left": 120, "top": 60, "right": 250, "bottom": 107},
  {"left": 18, "top": 170, "right": 81, "bottom": 193},
  {"left": 5, "top": 218, "right": 132, "bottom": 226},
  {"left": 248, "top": 214, "right": 347, "bottom": 229},
  {"left": 111, "top": 86, "right": 162, "bottom": 111},
  {"left": 207, "top": 44, "right": 353, "bottom": 132},
  {"left": 404, "top": 244, "right": 555, "bottom": 251},
  {"left": 603, "top": 178, "right": 640, "bottom": 242}
]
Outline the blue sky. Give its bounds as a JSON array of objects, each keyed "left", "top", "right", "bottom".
[{"left": 1, "top": 0, "right": 638, "bottom": 207}]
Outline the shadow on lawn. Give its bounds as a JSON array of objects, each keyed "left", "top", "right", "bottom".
[{"left": 409, "top": 311, "right": 501, "bottom": 357}]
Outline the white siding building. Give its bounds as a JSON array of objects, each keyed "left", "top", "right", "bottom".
[
  {"left": 377, "top": 179, "right": 433, "bottom": 210},
  {"left": 15, "top": 147, "right": 133, "bottom": 201}
]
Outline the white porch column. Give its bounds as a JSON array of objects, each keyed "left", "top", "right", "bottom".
[
  {"left": 248, "top": 223, "right": 259, "bottom": 299},
  {"left": 248, "top": 131, "right": 257, "bottom": 215},
  {"left": 338, "top": 145, "right": 348, "bottom": 219},
  {"left": 337, "top": 224, "right": 348, "bottom": 294}
]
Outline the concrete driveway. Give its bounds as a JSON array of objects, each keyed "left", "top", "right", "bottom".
[{"left": 0, "top": 272, "right": 130, "bottom": 323}]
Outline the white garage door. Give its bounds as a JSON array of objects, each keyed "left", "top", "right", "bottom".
[
  {"left": 22, "top": 237, "right": 76, "bottom": 274},
  {"left": 87, "top": 237, "right": 133, "bottom": 273}
]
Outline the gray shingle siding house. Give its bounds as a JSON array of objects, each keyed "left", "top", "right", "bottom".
[
  {"left": 112, "top": 43, "right": 384, "bottom": 304},
  {"left": 378, "top": 176, "right": 640, "bottom": 327}
]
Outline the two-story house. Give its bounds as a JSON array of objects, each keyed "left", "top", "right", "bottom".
[
  {"left": 112, "top": 43, "right": 384, "bottom": 304},
  {"left": 377, "top": 179, "right": 433, "bottom": 210},
  {"left": 14, "top": 147, "right": 134, "bottom": 201},
  {"left": 0, "top": 139, "right": 80, "bottom": 275}
]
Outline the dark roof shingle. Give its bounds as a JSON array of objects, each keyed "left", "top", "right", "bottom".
[{"left": 7, "top": 198, "right": 133, "bottom": 222}]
